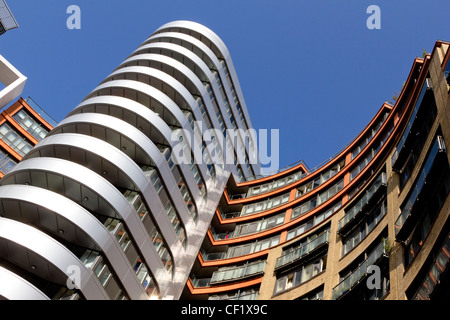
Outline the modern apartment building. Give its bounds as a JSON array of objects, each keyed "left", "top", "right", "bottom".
[
  {"left": 0, "top": 21, "right": 260, "bottom": 300},
  {"left": 0, "top": 97, "right": 56, "bottom": 176},
  {"left": 0, "top": 19, "right": 449, "bottom": 301},
  {"left": 0, "top": 52, "right": 54, "bottom": 175},
  {"left": 183, "top": 40, "right": 450, "bottom": 301}
]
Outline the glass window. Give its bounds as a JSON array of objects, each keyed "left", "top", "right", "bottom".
[
  {"left": 274, "top": 256, "right": 326, "bottom": 294},
  {"left": 12, "top": 109, "right": 49, "bottom": 141},
  {"left": 342, "top": 200, "right": 387, "bottom": 256},
  {"left": 0, "top": 123, "right": 34, "bottom": 156},
  {"left": 0, "top": 148, "right": 17, "bottom": 173}
]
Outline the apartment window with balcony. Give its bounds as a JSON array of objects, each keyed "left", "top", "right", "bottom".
[
  {"left": 342, "top": 199, "right": 387, "bottom": 257},
  {"left": 235, "top": 165, "right": 245, "bottom": 182},
  {"left": 276, "top": 228, "right": 330, "bottom": 271},
  {"left": 291, "top": 197, "right": 317, "bottom": 220},
  {"left": 287, "top": 202, "right": 340, "bottom": 241},
  {"left": 203, "top": 152, "right": 216, "bottom": 180},
  {"left": 411, "top": 231, "right": 450, "bottom": 300},
  {"left": 110, "top": 221, "right": 159, "bottom": 297},
  {"left": 134, "top": 258, "right": 158, "bottom": 297},
  {"left": 241, "top": 192, "right": 290, "bottom": 216},
  {"left": 350, "top": 129, "right": 390, "bottom": 181},
  {"left": 226, "top": 234, "right": 280, "bottom": 258},
  {"left": 398, "top": 99, "right": 437, "bottom": 190},
  {"left": 351, "top": 111, "right": 389, "bottom": 160},
  {"left": 210, "top": 260, "right": 266, "bottom": 285},
  {"left": 318, "top": 179, "right": 344, "bottom": 205},
  {"left": 68, "top": 244, "right": 130, "bottom": 300},
  {"left": 79, "top": 251, "right": 126, "bottom": 299},
  {"left": 174, "top": 135, "right": 207, "bottom": 198},
  {"left": 404, "top": 166, "right": 450, "bottom": 268},
  {"left": 172, "top": 165, "right": 198, "bottom": 222},
  {"left": 339, "top": 172, "right": 387, "bottom": 236},
  {"left": 12, "top": 108, "right": 49, "bottom": 141},
  {"left": 396, "top": 134, "right": 448, "bottom": 243},
  {"left": 146, "top": 168, "right": 187, "bottom": 247},
  {"left": 291, "top": 179, "right": 343, "bottom": 221},
  {"left": 296, "top": 160, "right": 345, "bottom": 199},
  {"left": 391, "top": 77, "right": 435, "bottom": 174},
  {"left": 122, "top": 190, "right": 174, "bottom": 274},
  {"left": 233, "top": 212, "right": 285, "bottom": 237},
  {"left": 220, "top": 60, "right": 250, "bottom": 132},
  {"left": 333, "top": 237, "right": 390, "bottom": 300},
  {"left": 297, "top": 286, "right": 324, "bottom": 300},
  {"left": 0, "top": 148, "right": 16, "bottom": 173},
  {"left": 208, "top": 288, "right": 259, "bottom": 300},
  {"left": 287, "top": 218, "right": 314, "bottom": 241},
  {"left": 0, "top": 122, "right": 34, "bottom": 156},
  {"left": 248, "top": 171, "right": 305, "bottom": 197},
  {"left": 274, "top": 254, "right": 327, "bottom": 295}
]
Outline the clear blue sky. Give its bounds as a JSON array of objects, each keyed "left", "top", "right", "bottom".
[{"left": 1, "top": 0, "right": 450, "bottom": 172}]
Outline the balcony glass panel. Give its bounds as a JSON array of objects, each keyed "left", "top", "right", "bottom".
[
  {"left": 332, "top": 240, "right": 389, "bottom": 299},
  {"left": 122, "top": 190, "right": 174, "bottom": 273},
  {"left": 412, "top": 233, "right": 450, "bottom": 300},
  {"left": 0, "top": 148, "right": 16, "bottom": 173},
  {"left": 351, "top": 111, "right": 389, "bottom": 160},
  {"left": 339, "top": 172, "right": 386, "bottom": 232},
  {"left": 391, "top": 80, "right": 433, "bottom": 168},
  {"left": 395, "top": 136, "right": 446, "bottom": 237},
  {"left": 12, "top": 109, "right": 49, "bottom": 141},
  {"left": 275, "top": 231, "right": 329, "bottom": 269},
  {"left": 0, "top": 122, "right": 34, "bottom": 156},
  {"left": 210, "top": 260, "right": 266, "bottom": 284},
  {"left": 191, "top": 277, "right": 211, "bottom": 288},
  {"left": 241, "top": 192, "right": 290, "bottom": 216},
  {"left": 23, "top": 97, "right": 58, "bottom": 127}
]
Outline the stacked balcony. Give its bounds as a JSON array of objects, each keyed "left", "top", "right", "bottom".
[
  {"left": 395, "top": 136, "right": 447, "bottom": 242},
  {"left": 331, "top": 239, "right": 390, "bottom": 300},
  {"left": 338, "top": 172, "right": 387, "bottom": 238}
]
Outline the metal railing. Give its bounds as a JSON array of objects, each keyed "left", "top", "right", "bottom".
[
  {"left": 190, "top": 277, "right": 211, "bottom": 288},
  {"left": 412, "top": 232, "right": 450, "bottom": 300},
  {"left": 229, "top": 193, "right": 247, "bottom": 200},
  {"left": 220, "top": 211, "right": 240, "bottom": 220},
  {"left": 275, "top": 231, "right": 330, "bottom": 270},
  {"left": 25, "top": 97, "right": 58, "bottom": 127},
  {"left": 201, "top": 250, "right": 227, "bottom": 261},
  {"left": 331, "top": 240, "right": 389, "bottom": 300},
  {"left": 210, "top": 260, "right": 266, "bottom": 285},
  {"left": 338, "top": 172, "right": 387, "bottom": 232},
  {"left": 395, "top": 136, "right": 446, "bottom": 238},
  {"left": 391, "top": 80, "right": 432, "bottom": 168},
  {"left": 245, "top": 159, "right": 306, "bottom": 181}
]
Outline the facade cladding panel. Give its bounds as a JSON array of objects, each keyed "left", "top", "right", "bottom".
[
  {"left": 0, "top": 21, "right": 260, "bottom": 300},
  {"left": 184, "top": 41, "right": 450, "bottom": 301}
]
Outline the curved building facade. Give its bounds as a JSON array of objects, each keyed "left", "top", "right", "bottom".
[
  {"left": 183, "top": 41, "right": 450, "bottom": 300},
  {"left": 0, "top": 21, "right": 260, "bottom": 300},
  {"left": 1, "top": 20, "right": 449, "bottom": 301}
]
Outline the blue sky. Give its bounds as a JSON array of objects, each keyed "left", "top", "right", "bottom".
[{"left": 1, "top": 0, "right": 450, "bottom": 172}]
